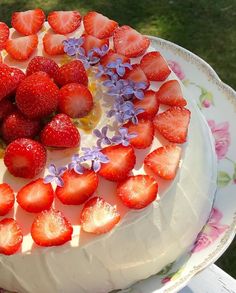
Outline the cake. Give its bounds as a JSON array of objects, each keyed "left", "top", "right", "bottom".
[{"left": 0, "top": 9, "right": 217, "bottom": 293}]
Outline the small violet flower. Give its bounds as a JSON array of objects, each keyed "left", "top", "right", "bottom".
[
  {"left": 93, "top": 126, "right": 112, "bottom": 148},
  {"left": 44, "top": 164, "right": 67, "bottom": 187},
  {"left": 111, "top": 127, "right": 137, "bottom": 147},
  {"left": 80, "top": 147, "right": 109, "bottom": 173},
  {"left": 107, "top": 101, "right": 134, "bottom": 124},
  {"left": 68, "top": 154, "right": 84, "bottom": 174},
  {"left": 128, "top": 80, "right": 147, "bottom": 100},
  {"left": 123, "top": 103, "right": 144, "bottom": 124},
  {"left": 63, "top": 37, "right": 84, "bottom": 57},
  {"left": 93, "top": 44, "right": 109, "bottom": 57},
  {"left": 107, "top": 58, "right": 132, "bottom": 77},
  {"left": 96, "top": 65, "right": 113, "bottom": 78},
  {"left": 76, "top": 48, "right": 100, "bottom": 69}
]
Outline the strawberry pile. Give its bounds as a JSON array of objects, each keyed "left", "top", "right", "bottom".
[{"left": 0, "top": 9, "right": 192, "bottom": 255}]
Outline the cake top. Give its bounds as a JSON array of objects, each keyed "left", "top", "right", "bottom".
[{"left": 0, "top": 9, "right": 191, "bottom": 255}]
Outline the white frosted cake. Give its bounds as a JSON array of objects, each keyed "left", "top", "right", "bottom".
[{"left": 0, "top": 9, "right": 217, "bottom": 293}]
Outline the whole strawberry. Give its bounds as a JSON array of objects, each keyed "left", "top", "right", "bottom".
[
  {"left": 40, "top": 113, "right": 80, "bottom": 148},
  {"left": 16, "top": 71, "right": 59, "bottom": 119},
  {"left": 4, "top": 138, "right": 47, "bottom": 178}
]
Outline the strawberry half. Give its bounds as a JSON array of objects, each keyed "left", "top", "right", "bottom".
[
  {"left": 144, "top": 144, "right": 182, "bottom": 180},
  {"left": 80, "top": 197, "right": 120, "bottom": 234},
  {"left": 43, "top": 33, "right": 66, "bottom": 56},
  {"left": 56, "top": 169, "right": 98, "bottom": 205},
  {"left": 100, "top": 49, "right": 129, "bottom": 66},
  {"left": 0, "top": 183, "right": 15, "bottom": 216},
  {"left": 117, "top": 175, "right": 158, "bottom": 209},
  {"left": 40, "top": 113, "right": 80, "bottom": 148},
  {"left": 153, "top": 107, "right": 191, "bottom": 143},
  {"left": 0, "top": 218, "right": 23, "bottom": 255},
  {"left": 133, "top": 90, "right": 159, "bottom": 120},
  {"left": 140, "top": 51, "right": 171, "bottom": 81},
  {"left": 11, "top": 8, "right": 45, "bottom": 35},
  {"left": 5, "top": 35, "right": 38, "bottom": 61},
  {"left": 124, "top": 119, "right": 154, "bottom": 149},
  {"left": 156, "top": 80, "right": 187, "bottom": 107},
  {"left": 98, "top": 144, "right": 136, "bottom": 182},
  {"left": 124, "top": 64, "right": 149, "bottom": 88},
  {"left": 58, "top": 83, "right": 93, "bottom": 118},
  {"left": 48, "top": 11, "right": 81, "bottom": 35},
  {"left": 17, "top": 178, "right": 54, "bottom": 213},
  {"left": 0, "top": 22, "right": 9, "bottom": 50},
  {"left": 83, "top": 11, "right": 118, "bottom": 39},
  {"left": 113, "top": 25, "right": 150, "bottom": 58},
  {"left": 31, "top": 209, "right": 73, "bottom": 247},
  {"left": 81, "top": 34, "right": 109, "bottom": 55},
  {"left": 55, "top": 60, "right": 88, "bottom": 87}
]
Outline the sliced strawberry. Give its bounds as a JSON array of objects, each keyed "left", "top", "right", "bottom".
[
  {"left": 100, "top": 49, "right": 129, "bottom": 66},
  {"left": 48, "top": 10, "right": 81, "bottom": 35},
  {"left": 83, "top": 11, "right": 118, "bottom": 39},
  {"left": 31, "top": 209, "right": 73, "bottom": 246},
  {"left": 153, "top": 107, "right": 191, "bottom": 143},
  {"left": 140, "top": 51, "right": 171, "bottom": 81},
  {"left": 124, "top": 64, "right": 149, "bottom": 88},
  {"left": 81, "top": 34, "right": 109, "bottom": 55},
  {"left": 40, "top": 113, "right": 80, "bottom": 148},
  {"left": 113, "top": 25, "right": 150, "bottom": 58},
  {"left": 5, "top": 35, "right": 38, "bottom": 61},
  {"left": 133, "top": 90, "right": 159, "bottom": 120},
  {"left": 17, "top": 178, "right": 54, "bottom": 213},
  {"left": 11, "top": 8, "right": 45, "bottom": 35},
  {"left": 58, "top": 83, "right": 93, "bottom": 118},
  {"left": 43, "top": 33, "right": 66, "bottom": 56},
  {"left": 0, "top": 99, "right": 16, "bottom": 122},
  {"left": 156, "top": 80, "right": 187, "bottom": 107},
  {"left": 117, "top": 175, "right": 158, "bottom": 209},
  {"left": 144, "top": 144, "right": 182, "bottom": 180},
  {"left": 0, "top": 22, "right": 9, "bottom": 50},
  {"left": 98, "top": 144, "right": 136, "bottom": 182},
  {"left": 55, "top": 60, "right": 88, "bottom": 87},
  {"left": 26, "top": 56, "right": 59, "bottom": 80},
  {"left": 0, "top": 183, "right": 15, "bottom": 216},
  {"left": 124, "top": 119, "right": 154, "bottom": 149},
  {"left": 56, "top": 169, "right": 98, "bottom": 205},
  {"left": 80, "top": 197, "right": 120, "bottom": 234},
  {"left": 0, "top": 218, "right": 23, "bottom": 255}
]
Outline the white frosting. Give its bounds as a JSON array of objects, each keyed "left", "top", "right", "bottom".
[{"left": 0, "top": 23, "right": 217, "bottom": 293}]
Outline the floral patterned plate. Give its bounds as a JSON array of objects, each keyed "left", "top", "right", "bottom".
[{"left": 118, "top": 36, "right": 236, "bottom": 293}]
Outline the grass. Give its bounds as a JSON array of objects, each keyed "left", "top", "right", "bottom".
[{"left": 0, "top": 0, "right": 236, "bottom": 278}]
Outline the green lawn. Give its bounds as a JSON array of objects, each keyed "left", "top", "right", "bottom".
[{"left": 0, "top": 0, "right": 236, "bottom": 278}]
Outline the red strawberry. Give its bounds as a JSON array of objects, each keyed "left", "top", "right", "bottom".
[
  {"left": 117, "top": 175, "right": 158, "bottom": 209},
  {"left": 156, "top": 80, "right": 187, "bottom": 107},
  {"left": 5, "top": 35, "right": 38, "bottom": 61},
  {"left": 48, "top": 11, "right": 81, "bottom": 35},
  {"left": 140, "top": 52, "right": 171, "bottom": 81},
  {"left": 153, "top": 107, "right": 191, "bottom": 143},
  {"left": 11, "top": 8, "right": 45, "bottom": 35},
  {"left": 113, "top": 25, "right": 150, "bottom": 58},
  {"left": 31, "top": 209, "right": 73, "bottom": 246},
  {"left": 55, "top": 60, "right": 88, "bottom": 87},
  {"left": 124, "top": 64, "right": 149, "bottom": 88},
  {"left": 100, "top": 49, "right": 129, "bottom": 66},
  {"left": 0, "top": 183, "right": 15, "bottom": 216},
  {"left": 144, "top": 144, "right": 182, "bottom": 180},
  {"left": 0, "top": 99, "right": 16, "bottom": 122},
  {"left": 4, "top": 138, "right": 47, "bottom": 179},
  {"left": 0, "top": 218, "right": 23, "bottom": 255},
  {"left": 80, "top": 197, "right": 120, "bottom": 234},
  {"left": 0, "top": 22, "right": 9, "bottom": 50},
  {"left": 17, "top": 178, "right": 54, "bottom": 213},
  {"left": 133, "top": 90, "right": 159, "bottom": 120},
  {"left": 26, "top": 56, "right": 59, "bottom": 80},
  {"left": 56, "top": 169, "right": 98, "bottom": 205},
  {"left": 2, "top": 111, "right": 41, "bottom": 143},
  {"left": 98, "top": 144, "right": 136, "bottom": 182},
  {"left": 16, "top": 71, "right": 59, "bottom": 119},
  {"left": 83, "top": 11, "right": 118, "bottom": 39},
  {"left": 58, "top": 83, "right": 93, "bottom": 118},
  {"left": 43, "top": 33, "right": 66, "bottom": 56},
  {"left": 124, "top": 119, "right": 154, "bottom": 149},
  {"left": 40, "top": 113, "right": 80, "bottom": 148},
  {"left": 81, "top": 34, "right": 109, "bottom": 55}
]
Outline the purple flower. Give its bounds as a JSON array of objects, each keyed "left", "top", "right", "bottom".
[
  {"left": 111, "top": 127, "right": 137, "bottom": 146},
  {"left": 107, "top": 101, "right": 134, "bottom": 124},
  {"left": 68, "top": 154, "right": 84, "bottom": 174},
  {"left": 131, "top": 81, "right": 147, "bottom": 100},
  {"left": 63, "top": 37, "right": 84, "bottom": 56},
  {"left": 77, "top": 49, "right": 100, "bottom": 69},
  {"left": 96, "top": 65, "right": 113, "bottom": 78},
  {"left": 107, "top": 58, "right": 132, "bottom": 77},
  {"left": 93, "top": 126, "right": 112, "bottom": 148},
  {"left": 80, "top": 147, "right": 109, "bottom": 172},
  {"left": 44, "top": 164, "right": 67, "bottom": 187},
  {"left": 93, "top": 44, "right": 109, "bottom": 57},
  {"left": 123, "top": 103, "right": 144, "bottom": 124},
  {"left": 103, "top": 73, "right": 119, "bottom": 87}
]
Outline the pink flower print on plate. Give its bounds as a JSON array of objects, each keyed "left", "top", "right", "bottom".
[{"left": 168, "top": 60, "right": 185, "bottom": 80}]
